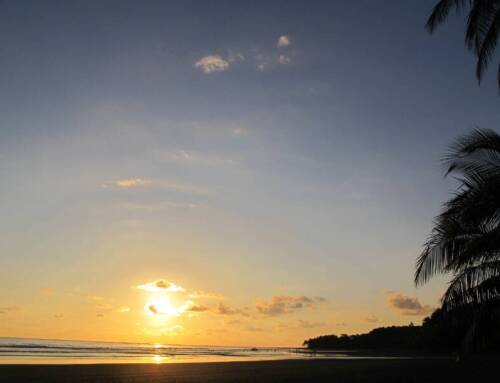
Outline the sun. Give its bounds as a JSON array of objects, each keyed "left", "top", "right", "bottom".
[{"left": 145, "top": 295, "right": 180, "bottom": 317}]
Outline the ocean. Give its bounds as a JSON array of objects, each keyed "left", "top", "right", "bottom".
[{"left": 0, "top": 337, "right": 327, "bottom": 364}]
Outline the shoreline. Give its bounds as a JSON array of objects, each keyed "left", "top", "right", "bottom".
[{"left": 0, "top": 357, "right": 494, "bottom": 382}]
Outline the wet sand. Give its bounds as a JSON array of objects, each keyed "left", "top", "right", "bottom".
[{"left": 0, "top": 357, "right": 497, "bottom": 382}]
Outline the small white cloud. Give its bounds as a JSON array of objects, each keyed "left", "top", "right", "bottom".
[
  {"left": 278, "top": 55, "right": 291, "bottom": 65},
  {"left": 277, "top": 35, "right": 291, "bottom": 48},
  {"left": 195, "top": 55, "right": 230, "bottom": 74}
]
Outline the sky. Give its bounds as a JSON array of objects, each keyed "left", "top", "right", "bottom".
[{"left": 0, "top": 0, "right": 500, "bottom": 347}]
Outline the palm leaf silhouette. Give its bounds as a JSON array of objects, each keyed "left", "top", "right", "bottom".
[{"left": 427, "top": 0, "right": 500, "bottom": 88}]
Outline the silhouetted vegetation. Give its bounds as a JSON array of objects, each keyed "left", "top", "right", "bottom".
[
  {"left": 413, "top": 129, "right": 500, "bottom": 352},
  {"left": 427, "top": 0, "right": 500, "bottom": 89},
  {"left": 304, "top": 308, "right": 500, "bottom": 353}
]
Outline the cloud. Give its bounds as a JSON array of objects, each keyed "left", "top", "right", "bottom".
[
  {"left": 0, "top": 306, "right": 20, "bottom": 314},
  {"left": 186, "top": 304, "right": 209, "bottom": 312},
  {"left": 163, "top": 149, "right": 237, "bottom": 171},
  {"left": 87, "top": 295, "right": 116, "bottom": 312},
  {"left": 116, "top": 178, "right": 151, "bottom": 188},
  {"left": 277, "top": 35, "right": 291, "bottom": 48},
  {"left": 95, "top": 302, "right": 114, "bottom": 310},
  {"left": 365, "top": 315, "right": 379, "bottom": 323},
  {"left": 195, "top": 55, "right": 230, "bottom": 74},
  {"left": 146, "top": 300, "right": 202, "bottom": 317},
  {"left": 216, "top": 303, "right": 247, "bottom": 316},
  {"left": 278, "top": 55, "right": 291, "bottom": 65},
  {"left": 96, "top": 313, "right": 105, "bottom": 318},
  {"left": 232, "top": 127, "right": 248, "bottom": 136},
  {"left": 255, "top": 51, "right": 292, "bottom": 71},
  {"left": 54, "top": 314, "right": 64, "bottom": 319},
  {"left": 188, "top": 291, "right": 224, "bottom": 300},
  {"left": 314, "top": 296, "right": 327, "bottom": 303},
  {"left": 117, "top": 306, "right": 130, "bottom": 313},
  {"left": 256, "top": 296, "right": 324, "bottom": 316},
  {"left": 227, "top": 51, "right": 245, "bottom": 63},
  {"left": 135, "top": 280, "right": 185, "bottom": 293},
  {"left": 147, "top": 304, "right": 159, "bottom": 315},
  {"left": 298, "top": 320, "right": 325, "bottom": 329},
  {"left": 386, "top": 292, "right": 434, "bottom": 316}
]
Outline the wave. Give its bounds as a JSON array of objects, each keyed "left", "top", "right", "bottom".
[{"left": 0, "top": 338, "right": 304, "bottom": 362}]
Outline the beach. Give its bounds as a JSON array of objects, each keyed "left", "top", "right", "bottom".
[{"left": 1, "top": 358, "right": 496, "bottom": 383}]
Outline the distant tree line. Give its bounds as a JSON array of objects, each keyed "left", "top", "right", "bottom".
[{"left": 303, "top": 308, "right": 500, "bottom": 353}]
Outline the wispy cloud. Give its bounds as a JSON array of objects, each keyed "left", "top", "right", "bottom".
[
  {"left": 277, "top": 35, "right": 291, "bottom": 48},
  {"left": 227, "top": 50, "right": 245, "bottom": 63},
  {"left": 0, "top": 306, "right": 20, "bottom": 314},
  {"left": 145, "top": 300, "right": 202, "bottom": 317},
  {"left": 136, "top": 279, "right": 185, "bottom": 293},
  {"left": 256, "top": 295, "right": 324, "bottom": 316},
  {"left": 162, "top": 149, "right": 238, "bottom": 170},
  {"left": 232, "top": 127, "right": 248, "bottom": 136},
  {"left": 188, "top": 291, "right": 225, "bottom": 300},
  {"left": 119, "top": 201, "right": 200, "bottom": 212},
  {"left": 195, "top": 55, "right": 230, "bottom": 74},
  {"left": 186, "top": 304, "right": 210, "bottom": 312},
  {"left": 216, "top": 303, "right": 247, "bottom": 316},
  {"left": 365, "top": 315, "right": 379, "bottom": 323},
  {"left": 115, "top": 178, "right": 152, "bottom": 188},
  {"left": 298, "top": 319, "right": 325, "bottom": 329},
  {"left": 278, "top": 55, "right": 291, "bottom": 65},
  {"left": 386, "top": 292, "right": 434, "bottom": 316}
]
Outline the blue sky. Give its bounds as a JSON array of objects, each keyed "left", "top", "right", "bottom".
[{"left": 0, "top": 0, "right": 499, "bottom": 345}]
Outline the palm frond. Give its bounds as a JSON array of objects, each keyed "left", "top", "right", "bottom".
[
  {"left": 427, "top": 0, "right": 500, "bottom": 88},
  {"left": 426, "top": 0, "right": 470, "bottom": 33},
  {"left": 443, "top": 271, "right": 500, "bottom": 309},
  {"left": 475, "top": 8, "right": 500, "bottom": 81},
  {"left": 416, "top": 129, "right": 500, "bottom": 295}
]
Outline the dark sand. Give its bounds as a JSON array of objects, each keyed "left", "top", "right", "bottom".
[{"left": 1, "top": 358, "right": 498, "bottom": 383}]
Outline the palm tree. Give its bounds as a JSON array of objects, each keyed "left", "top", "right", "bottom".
[
  {"left": 415, "top": 129, "right": 500, "bottom": 309},
  {"left": 415, "top": 129, "right": 500, "bottom": 351},
  {"left": 427, "top": 0, "right": 500, "bottom": 88}
]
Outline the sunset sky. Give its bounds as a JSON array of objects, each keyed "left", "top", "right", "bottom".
[{"left": 1, "top": 0, "right": 500, "bottom": 347}]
